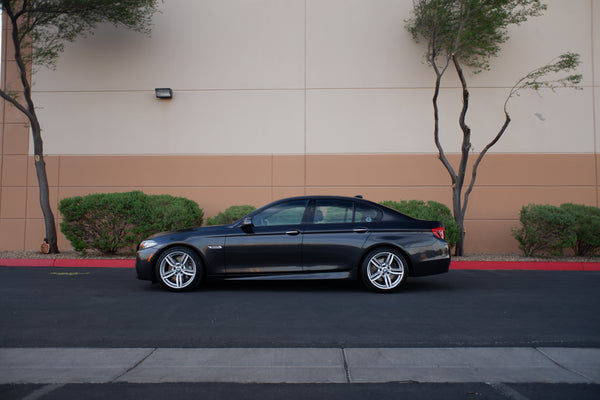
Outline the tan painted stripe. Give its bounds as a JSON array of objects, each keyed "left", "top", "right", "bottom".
[{"left": 0, "top": 153, "right": 598, "bottom": 253}]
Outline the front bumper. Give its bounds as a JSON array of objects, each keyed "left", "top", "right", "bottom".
[{"left": 135, "top": 247, "right": 158, "bottom": 281}]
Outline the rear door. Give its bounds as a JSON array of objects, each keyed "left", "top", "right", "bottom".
[{"left": 302, "top": 199, "right": 380, "bottom": 273}]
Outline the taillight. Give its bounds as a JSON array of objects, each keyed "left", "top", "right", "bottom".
[{"left": 432, "top": 226, "right": 445, "bottom": 240}]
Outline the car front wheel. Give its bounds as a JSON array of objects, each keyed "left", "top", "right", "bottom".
[
  {"left": 155, "top": 247, "right": 203, "bottom": 292},
  {"left": 361, "top": 248, "right": 407, "bottom": 293}
]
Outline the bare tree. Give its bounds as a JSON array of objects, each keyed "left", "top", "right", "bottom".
[
  {"left": 406, "top": 0, "right": 582, "bottom": 255},
  {"left": 1, "top": 0, "right": 160, "bottom": 253}
]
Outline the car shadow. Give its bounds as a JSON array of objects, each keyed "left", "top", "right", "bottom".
[
  {"left": 138, "top": 275, "right": 458, "bottom": 294},
  {"left": 203, "top": 279, "right": 361, "bottom": 293},
  {"left": 403, "top": 277, "right": 456, "bottom": 293}
]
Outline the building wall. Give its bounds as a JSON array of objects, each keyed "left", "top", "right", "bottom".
[{"left": 1, "top": 0, "right": 599, "bottom": 253}]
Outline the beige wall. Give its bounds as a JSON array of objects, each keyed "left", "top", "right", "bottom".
[
  {"left": 1, "top": 0, "right": 599, "bottom": 253},
  {"left": 28, "top": 0, "right": 596, "bottom": 157}
]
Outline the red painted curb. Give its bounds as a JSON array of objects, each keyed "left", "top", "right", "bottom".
[
  {"left": 451, "top": 261, "right": 600, "bottom": 271},
  {"left": 0, "top": 259, "right": 135, "bottom": 268}
]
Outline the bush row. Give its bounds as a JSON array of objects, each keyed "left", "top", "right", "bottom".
[
  {"left": 512, "top": 203, "right": 600, "bottom": 257},
  {"left": 58, "top": 193, "right": 460, "bottom": 254}
]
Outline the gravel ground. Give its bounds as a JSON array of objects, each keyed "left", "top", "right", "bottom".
[{"left": 1, "top": 250, "right": 599, "bottom": 263}]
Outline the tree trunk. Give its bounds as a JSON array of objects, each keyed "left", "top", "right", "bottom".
[
  {"left": 29, "top": 117, "right": 60, "bottom": 253},
  {"left": 29, "top": 112, "right": 59, "bottom": 253},
  {"left": 2, "top": 3, "right": 60, "bottom": 253},
  {"left": 454, "top": 212, "right": 466, "bottom": 256},
  {"left": 452, "top": 55, "right": 472, "bottom": 257},
  {"left": 34, "top": 152, "right": 59, "bottom": 254}
]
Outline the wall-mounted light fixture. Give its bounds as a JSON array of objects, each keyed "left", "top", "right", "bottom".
[{"left": 155, "top": 88, "right": 173, "bottom": 99}]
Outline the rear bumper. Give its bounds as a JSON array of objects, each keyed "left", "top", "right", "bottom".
[{"left": 410, "top": 256, "right": 451, "bottom": 277}]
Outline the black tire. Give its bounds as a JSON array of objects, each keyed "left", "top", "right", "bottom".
[
  {"left": 155, "top": 246, "right": 203, "bottom": 292},
  {"left": 361, "top": 247, "right": 407, "bottom": 293}
]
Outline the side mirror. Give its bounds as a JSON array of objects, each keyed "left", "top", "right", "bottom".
[{"left": 241, "top": 217, "right": 254, "bottom": 233}]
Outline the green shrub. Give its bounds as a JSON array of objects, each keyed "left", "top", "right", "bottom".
[
  {"left": 59, "top": 191, "right": 203, "bottom": 255},
  {"left": 560, "top": 203, "right": 600, "bottom": 256},
  {"left": 380, "top": 200, "right": 459, "bottom": 248},
  {"left": 144, "top": 194, "right": 204, "bottom": 233},
  {"left": 512, "top": 204, "right": 577, "bottom": 257},
  {"left": 206, "top": 205, "right": 256, "bottom": 226}
]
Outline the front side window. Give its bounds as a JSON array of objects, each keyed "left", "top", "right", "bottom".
[{"left": 252, "top": 200, "right": 308, "bottom": 227}]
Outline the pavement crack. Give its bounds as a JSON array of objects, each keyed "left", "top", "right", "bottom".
[
  {"left": 110, "top": 348, "right": 157, "bottom": 383},
  {"left": 534, "top": 347, "right": 593, "bottom": 382},
  {"left": 341, "top": 348, "right": 351, "bottom": 383}
]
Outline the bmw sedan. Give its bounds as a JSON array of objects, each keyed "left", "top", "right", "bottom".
[{"left": 135, "top": 195, "right": 450, "bottom": 293}]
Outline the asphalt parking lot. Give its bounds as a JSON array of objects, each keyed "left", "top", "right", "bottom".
[
  {"left": 1, "top": 267, "right": 599, "bottom": 348},
  {"left": 1, "top": 266, "right": 599, "bottom": 399}
]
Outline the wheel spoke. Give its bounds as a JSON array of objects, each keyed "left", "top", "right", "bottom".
[
  {"left": 182, "top": 267, "right": 196, "bottom": 277},
  {"left": 180, "top": 253, "right": 190, "bottom": 265},
  {"left": 385, "top": 253, "right": 395, "bottom": 265},
  {"left": 370, "top": 258, "right": 383, "bottom": 269},
  {"left": 162, "top": 269, "right": 176, "bottom": 279},
  {"left": 384, "top": 274, "right": 393, "bottom": 288},
  {"left": 370, "top": 270, "right": 383, "bottom": 281},
  {"left": 165, "top": 255, "right": 177, "bottom": 267}
]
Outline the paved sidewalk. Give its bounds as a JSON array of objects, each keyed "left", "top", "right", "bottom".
[{"left": 1, "top": 347, "right": 599, "bottom": 384}]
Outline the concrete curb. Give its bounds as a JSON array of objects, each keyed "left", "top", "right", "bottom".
[
  {"left": 1, "top": 258, "right": 600, "bottom": 271},
  {"left": 1, "top": 347, "right": 598, "bottom": 384}
]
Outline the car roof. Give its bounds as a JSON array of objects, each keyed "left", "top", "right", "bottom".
[
  {"left": 265, "top": 195, "right": 391, "bottom": 212},
  {"left": 274, "top": 195, "right": 375, "bottom": 203}
]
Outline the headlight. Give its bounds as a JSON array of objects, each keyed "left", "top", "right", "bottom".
[{"left": 139, "top": 239, "right": 158, "bottom": 250}]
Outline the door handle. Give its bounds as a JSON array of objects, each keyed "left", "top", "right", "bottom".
[
  {"left": 286, "top": 230, "right": 301, "bottom": 236},
  {"left": 353, "top": 227, "right": 368, "bottom": 233}
]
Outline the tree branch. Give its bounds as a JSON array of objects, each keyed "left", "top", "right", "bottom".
[
  {"left": 452, "top": 54, "right": 471, "bottom": 196},
  {"left": 432, "top": 67, "right": 457, "bottom": 184},
  {"left": 462, "top": 111, "right": 511, "bottom": 217}
]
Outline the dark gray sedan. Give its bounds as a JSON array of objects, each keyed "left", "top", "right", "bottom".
[{"left": 135, "top": 195, "right": 450, "bottom": 292}]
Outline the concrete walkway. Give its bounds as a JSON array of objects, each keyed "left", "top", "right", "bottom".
[{"left": 1, "top": 347, "right": 599, "bottom": 384}]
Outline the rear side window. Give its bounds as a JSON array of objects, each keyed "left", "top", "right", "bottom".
[
  {"left": 313, "top": 200, "right": 354, "bottom": 224},
  {"left": 312, "top": 200, "right": 383, "bottom": 224},
  {"left": 354, "top": 203, "right": 382, "bottom": 223}
]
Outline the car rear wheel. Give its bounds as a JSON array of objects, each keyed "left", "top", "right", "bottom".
[
  {"left": 361, "top": 248, "right": 406, "bottom": 292},
  {"left": 155, "top": 247, "right": 203, "bottom": 292}
]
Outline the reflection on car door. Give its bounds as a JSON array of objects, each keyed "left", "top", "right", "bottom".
[
  {"left": 225, "top": 199, "right": 308, "bottom": 275},
  {"left": 302, "top": 199, "right": 375, "bottom": 274}
]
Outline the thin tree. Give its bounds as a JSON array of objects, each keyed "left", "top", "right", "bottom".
[
  {"left": 406, "top": 0, "right": 582, "bottom": 255},
  {"left": 0, "top": 0, "right": 160, "bottom": 253}
]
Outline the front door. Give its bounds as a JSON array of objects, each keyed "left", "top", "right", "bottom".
[{"left": 225, "top": 199, "right": 308, "bottom": 275}]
